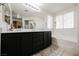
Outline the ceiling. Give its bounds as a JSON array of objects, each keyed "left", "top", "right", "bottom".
[
  {"left": 11, "top": 3, "right": 79, "bottom": 17},
  {"left": 40, "top": 3, "right": 79, "bottom": 14}
]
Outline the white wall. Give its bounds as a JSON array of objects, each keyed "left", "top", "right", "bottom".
[
  {"left": 75, "top": 5, "right": 79, "bottom": 51},
  {"left": 0, "top": 5, "right": 2, "bottom": 33}
]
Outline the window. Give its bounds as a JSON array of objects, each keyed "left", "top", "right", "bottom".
[
  {"left": 64, "top": 12, "right": 74, "bottom": 28},
  {"left": 56, "top": 11, "right": 74, "bottom": 29},
  {"left": 47, "top": 15, "right": 53, "bottom": 29},
  {"left": 56, "top": 15, "right": 63, "bottom": 29}
]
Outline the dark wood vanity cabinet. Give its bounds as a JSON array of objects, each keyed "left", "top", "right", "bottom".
[
  {"left": 32, "top": 32, "right": 44, "bottom": 53},
  {"left": 22, "top": 33, "right": 32, "bottom": 56},
  {"left": 1, "top": 31, "right": 52, "bottom": 56},
  {"left": 44, "top": 32, "right": 51, "bottom": 48},
  {"left": 1, "top": 33, "right": 22, "bottom": 56}
]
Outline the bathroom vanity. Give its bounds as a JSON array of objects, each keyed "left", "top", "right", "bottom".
[{"left": 1, "top": 30, "right": 52, "bottom": 56}]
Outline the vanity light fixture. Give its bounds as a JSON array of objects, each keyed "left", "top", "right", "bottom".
[{"left": 23, "top": 2, "right": 40, "bottom": 12}]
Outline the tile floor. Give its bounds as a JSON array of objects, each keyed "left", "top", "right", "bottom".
[{"left": 33, "top": 38, "right": 79, "bottom": 56}]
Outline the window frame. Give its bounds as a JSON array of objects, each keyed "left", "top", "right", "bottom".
[{"left": 55, "top": 11, "right": 74, "bottom": 29}]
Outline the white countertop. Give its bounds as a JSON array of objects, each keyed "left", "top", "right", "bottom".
[{"left": 1, "top": 29, "right": 52, "bottom": 33}]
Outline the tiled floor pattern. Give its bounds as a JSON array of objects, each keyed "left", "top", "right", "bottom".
[
  {"left": 33, "top": 44, "right": 64, "bottom": 56},
  {"left": 33, "top": 38, "right": 79, "bottom": 56},
  {"left": 33, "top": 45, "right": 79, "bottom": 56}
]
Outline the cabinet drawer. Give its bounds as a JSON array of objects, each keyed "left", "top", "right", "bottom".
[
  {"left": 32, "top": 32, "right": 43, "bottom": 38},
  {"left": 22, "top": 32, "right": 32, "bottom": 37}
]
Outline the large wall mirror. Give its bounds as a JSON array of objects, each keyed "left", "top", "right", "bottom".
[{"left": 24, "top": 20, "right": 36, "bottom": 29}]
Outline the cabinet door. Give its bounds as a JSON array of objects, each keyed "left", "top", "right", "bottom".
[
  {"left": 1, "top": 33, "right": 21, "bottom": 56},
  {"left": 7, "top": 33, "right": 21, "bottom": 56},
  {"left": 22, "top": 32, "right": 32, "bottom": 56},
  {"left": 1, "top": 34, "right": 8, "bottom": 56},
  {"left": 44, "top": 31, "right": 52, "bottom": 48},
  {"left": 48, "top": 32, "right": 52, "bottom": 45},
  {"left": 32, "top": 32, "right": 44, "bottom": 53}
]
